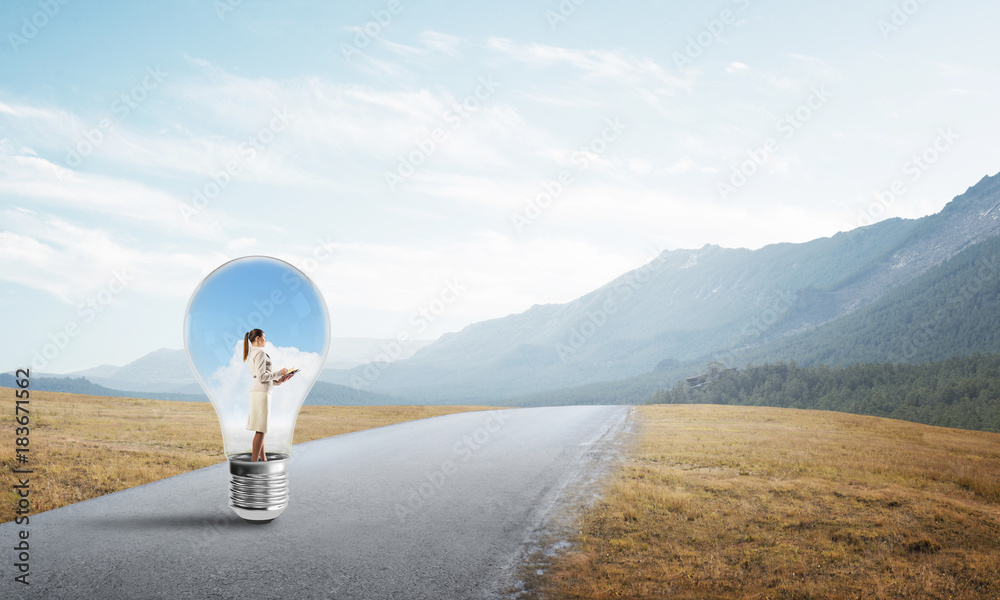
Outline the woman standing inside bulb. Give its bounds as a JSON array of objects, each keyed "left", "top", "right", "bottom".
[{"left": 243, "top": 329, "right": 293, "bottom": 461}]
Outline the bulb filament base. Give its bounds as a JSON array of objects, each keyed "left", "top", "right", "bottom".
[{"left": 228, "top": 452, "right": 289, "bottom": 523}]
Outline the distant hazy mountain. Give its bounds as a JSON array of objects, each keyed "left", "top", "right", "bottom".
[
  {"left": 88, "top": 348, "right": 198, "bottom": 392},
  {"left": 22, "top": 171, "right": 1000, "bottom": 407},
  {"left": 327, "top": 171, "right": 1000, "bottom": 402},
  {"left": 69, "top": 364, "right": 122, "bottom": 378},
  {"left": 62, "top": 348, "right": 199, "bottom": 394},
  {"left": 112, "top": 348, "right": 193, "bottom": 382},
  {"left": 0, "top": 372, "right": 402, "bottom": 406},
  {"left": 0, "top": 372, "right": 206, "bottom": 402},
  {"left": 51, "top": 338, "right": 434, "bottom": 394},
  {"left": 323, "top": 337, "right": 434, "bottom": 369}
]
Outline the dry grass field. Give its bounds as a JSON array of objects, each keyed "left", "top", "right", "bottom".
[
  {"left": 538, "top": 404, "right": 1000, "bottom": 600},
  {"left": 0, "top": 389, "right": 495, "bottom": 523}
]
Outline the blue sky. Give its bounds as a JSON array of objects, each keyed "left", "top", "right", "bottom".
[
  {"left": 184, "top": 255, "right": 329, "bottom": 375},
  {"left": 1, "top": 0, "right": 998, "bottom": 372}
]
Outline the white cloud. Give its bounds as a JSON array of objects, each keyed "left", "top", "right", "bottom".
[
  {"left": 419, "top": 31, "right": 464, "bottom": 57},
  {"left": 345, "top": 51, "right": 418, "bottom": 80},
  {"left": 227, "top": 237, "right": 257, "bottom": 252},
  {"left": 0, "top": 101, "right": 65, "bottom": 121},
  {"left": 627, "top": 157, "right": 654, "bottom": 175},
  {"left": 486, "top": 37, "right": 687, "bottom": 91},
  {"left": 0, "top": 60, "right": 573, "bottom": 213},
  {"left": 664, "top": 157, "right": 697, "bottom": 175},
  {"left": 552, "top": 182, "right": 847, "bottom": 251},
  {"left": 0, "top": 139, "right": 221, "bottom": 238},
  {"left": 204, "top": 340, "right": 325, "bottom": 454},
  {"left": 300, "top": 232, "right": 652, "bottom": 331},
  {"left": 0, "top": 207, "right": 222, "bottom": 302},
  {"left": 515, "top": 90, "right": 603, "bottom": 109},
  {"left": 375, "top": 37, "right": 426, "bottom": 58}
]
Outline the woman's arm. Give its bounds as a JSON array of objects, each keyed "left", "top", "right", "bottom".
[{"left": 251, "top": 349, "right": 285, "bottom": 382}]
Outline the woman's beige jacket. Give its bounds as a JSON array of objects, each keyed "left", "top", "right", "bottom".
[{"left": 247, "top": 346, "right": 283, "bottom": 393}]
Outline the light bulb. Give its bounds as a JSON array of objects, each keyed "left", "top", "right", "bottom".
[{"left": 183, "top": 255, "right": 330, "bottom": 523}]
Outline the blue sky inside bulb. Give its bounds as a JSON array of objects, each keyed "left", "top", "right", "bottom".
[{"left": 184, "top": 256, "right": 331, "bottom": 457}]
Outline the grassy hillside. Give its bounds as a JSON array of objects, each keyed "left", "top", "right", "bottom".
[
  {"left": 735, "top": 233, "right": 1000, "bottom": 367},
  {"left": 508, "top": 352, "right": 1000, "bottom": 437},
  {"left": 0, "top": 388, "right": 496, "bottom": 523},
  {"left": 534, "top": 404, "right": 1000, "bottom": 599},
  {"left": 650, "top": 356, "right": 1000, "bottom": 433}
]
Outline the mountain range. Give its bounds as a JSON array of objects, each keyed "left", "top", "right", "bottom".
[
  {"left": 0, "top": 370, "right": 402, "bottom": 407},
  {"left": 509, "top": 227, "right": 1000, "bottom": 408},
  {"left": 4, "top": 338, "right": 431, "bottom": 405},
  {"left": 319, "top": 171, "right": 1000, "bottom": 402},
  {"left": 8, "top": 171, "right": 1000, "bottom": 407},
  {"left": 16, "top": 337, "right": 433, "bottom": 395}
]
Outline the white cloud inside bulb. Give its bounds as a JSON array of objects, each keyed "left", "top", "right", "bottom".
[{"left": 205, "top": 340, "right": 325, "bottom": 454}]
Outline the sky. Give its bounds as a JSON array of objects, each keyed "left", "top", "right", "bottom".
[
  {"left": 1, "top": 0, "right": 998, "bottom": 373},
  {"left": 184, "top": 255, "right": 329, "bottom": 374}
]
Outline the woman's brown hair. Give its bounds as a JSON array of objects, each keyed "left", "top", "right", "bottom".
[{"left": 243, "top": 329, "right": 264, "bottom": 362}]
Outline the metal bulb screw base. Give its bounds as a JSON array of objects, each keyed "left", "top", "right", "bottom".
[{"left": 228, "top": 452, "right": 289, "bottom": 523}]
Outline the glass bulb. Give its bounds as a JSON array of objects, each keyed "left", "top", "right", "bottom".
[{"left": 183, "top": 255, "right": 330, "bottom": 522}]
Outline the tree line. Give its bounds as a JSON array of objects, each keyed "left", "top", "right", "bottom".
[{"left": 648, "top": 354, "right": 1000, "bottom": 433}]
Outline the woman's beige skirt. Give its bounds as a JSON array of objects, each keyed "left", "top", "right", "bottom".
[{"left": 246, "top": 391, "right": 271, "bottom": 433}]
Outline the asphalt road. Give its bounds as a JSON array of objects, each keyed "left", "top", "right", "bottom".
[{"left": 1, "top": 405, "right": 633, "bottom": 599}]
